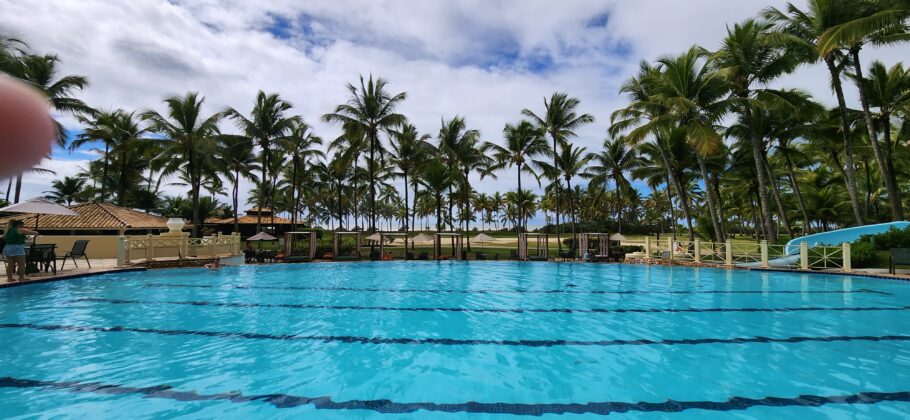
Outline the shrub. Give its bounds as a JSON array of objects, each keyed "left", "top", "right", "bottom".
[
  {"left": 849, "top": 240, "right": 877, "bottom": 268},
  {"left": 857, "top": 226, "right": 910, "bottom": 250}
]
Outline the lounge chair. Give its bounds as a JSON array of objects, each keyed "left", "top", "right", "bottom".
[
  {"left": 509, "top": 249, "right": 520, "bottom": 260},
  {"left": 889, "top": 248, "right": 910, "bottom": 274},
  {"left": 417, "top": 252, "right": 429, "bottom": 260},
  {"left": 59, "top": 240, "right": 89, "bottom": 270},
  {"left": 475, "top": 252, "right": 487, "bottom": 261},
  {"left": 323, "top": 251, "right": 335, "bottom": 261},
  {"left": 370, "top": 251, "right": 381, "bottom": 261}
]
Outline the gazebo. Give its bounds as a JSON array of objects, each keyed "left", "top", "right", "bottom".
[
  {"left": 434, "top": 232, "right": 464, "bottom": 260},
  {"left": 284, "top": 231, "right": 317, "bottom": 262},
  {"left": 579, "top": 233, "right": 611, "bottom": 262},
  {"left": 332, "top": 231, "right": 362, "bottom": 261},
  {"left": 378, "top": 232, "right": 410, "bottom": 260},
  {"left": 518, "top": 233, "right": 549, "bottom": 261}
]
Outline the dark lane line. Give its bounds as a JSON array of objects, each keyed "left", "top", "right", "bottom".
[
  {"left": 2, "top": 323, "right": 909, "bottom": 348},
  {"left": 0, "top": 376, "right": 907, "bottom": 415},
  {"left": 143, "top": 283, "right": 891, "bottom": 295},
  {"left": 68, "top": 298, "right": 910, "bottom": 315}
]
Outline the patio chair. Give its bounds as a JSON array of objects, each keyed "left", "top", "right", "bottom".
[
  {"left": 59, "top": 240, "right": 90, "bottom": 270},
  {"left": 889, "top": 248, "right": 910, "bottom": 274},
  {"left": 28, "top": 244, "right": 57, "bottom": 274}
]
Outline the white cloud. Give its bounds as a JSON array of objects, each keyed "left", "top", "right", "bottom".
[{"left": 2, "top": 0, "right": 904, "bottom": 226}]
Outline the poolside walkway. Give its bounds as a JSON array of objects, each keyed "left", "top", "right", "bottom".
[{"left": 0, "top": 258, "right": 138, "bottom": 288}]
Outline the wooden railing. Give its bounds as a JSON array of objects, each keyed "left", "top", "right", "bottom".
[
  {"left": 117, "top": 233, "right": 241, "bottom": 266},
  {"left": 622, "top": 237, "right": 851, "bottom": 273}
]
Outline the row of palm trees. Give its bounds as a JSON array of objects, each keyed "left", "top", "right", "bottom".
[{"left": 5, "top": 0, "right": 910, "bottom": 247}]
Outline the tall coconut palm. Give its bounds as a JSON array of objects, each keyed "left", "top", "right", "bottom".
[
  {"left": 482, "top": 120, "right": 549, "bottom": 232},
  {"left": 419, "top": 157, "right": 454, "bottom": 231},
  {"left": 216, "top": 134, "right": 258, "bottom": 233},
  {"left": 853, "top": 60, "right": 910, "bottom": 220},
  {"left": 100, "top": 111, "right": 152, "bottom": 207},
  {"left": 9, "top": 53, "right": 92, "bottom": 202},
  {"left": 713, "top": 19, "right": 801, "bottom": 242},
  {"left": 652, "top": 46, "right": 729, "bottom": 242},
  {"left": 522, "top": 93, "right": 594, "bottom": 254},
  {"left": 70, "top": 110, "right": 121, "bottom": 202},
  {"left": 322, "top": 75, "right": 407, "bottom": 233},
  {"left": 279, "top": 120, "right": 324, "bottom": 230},
  {"left": 763, "top": 2, "right": 869, "bottom": 225},
  {"left": 390, "top": 123, "right": 432, "bottom": 233},
  {"left": 44, "top": 176, "right": 86, "bottom": 205},
  {"left": 142, "top": 92, "right": 221, "bottom": 237},
  {"left": 540, "top": 144, "right": 589, "bottom": 251},
  {"left": 612, "top": 63, "right": 698, "bottom": 241},
  {"left": 585, "top": 137, "right": 640, "bottom": 234},
  {"left": 224, "top": 91, "right": 300, "bottom": 232}
]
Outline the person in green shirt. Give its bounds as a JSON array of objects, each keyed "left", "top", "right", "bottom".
[{"left": 3, "top": 219, "right": 38, "bottom": 282}]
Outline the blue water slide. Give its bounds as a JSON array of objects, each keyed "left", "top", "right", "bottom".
[{"left": 737, "top": 221, "right": 910, "bottom": 268}]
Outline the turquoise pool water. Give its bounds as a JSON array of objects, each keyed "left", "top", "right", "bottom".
[{"left": 0, "top": 262, "right": 908, "bottom": 418}]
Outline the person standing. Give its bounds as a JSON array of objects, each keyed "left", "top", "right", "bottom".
[{"left": 3, "top": 220, "right": 38, "bottom": 282}]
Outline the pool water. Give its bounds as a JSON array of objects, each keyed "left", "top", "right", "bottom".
[{"left": 0, "top": 262, "right": 908, "bottom": 418}]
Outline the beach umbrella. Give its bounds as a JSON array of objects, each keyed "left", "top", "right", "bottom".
[
  {"left": 472, "top": 233, "right": 495, "bottom": 253},
  {"left": 247, "top": 232, "right": 278, "bottom": 241},
  {"left": 0, "top": 197, "right": 78, "bottom": 230},
  {"left": 365, "top": 233, "right": 382, "bottom": 242},
  {"left": 609, "top": 233, "right": 627, "bottom": 242},
  {"left": 411, "top": 233, "right": 433, "bottom": 242}
]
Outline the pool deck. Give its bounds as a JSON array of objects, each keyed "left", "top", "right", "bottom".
[
  {"left": 0, "top": 258, "right": 145, "bottom": 288},
  {"left": 2, "top": 258, "right": 910, "bottom": 288}
]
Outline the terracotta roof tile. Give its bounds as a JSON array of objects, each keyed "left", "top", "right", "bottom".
[{"left": 0, "top": 202, "right": 171, "bottom": 230}]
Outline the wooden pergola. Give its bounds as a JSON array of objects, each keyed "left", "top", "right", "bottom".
[
  {"left": 518, "top": 233, "right": 549, "bottom": 261},
  {"left": 379, "top": 232, "right": 410, "bottom": 260},
  {"left": 579, "top": 233, "right": 611, "bottom": 262},
  {"left": 284, "top": 231, "right": 317, "bottom": 262},
  {"left": 332, "top": 231, "right": 362, "bottom": 261},
  {"left": 434, "top": 232, "right": 464, "bottom": 260}
]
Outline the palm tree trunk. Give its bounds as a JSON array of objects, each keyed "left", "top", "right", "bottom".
[
  {"left": 368, "top": 131, "right": 377, "bottom": 233},
  {"left": 116, "top": 149, "right": 129, "bottom": 207},
  {"left": 566, "top": 178, "right": 578, "bottom": 251},
  {"left": 233, "top": 168, "right": 240, "bottom": 234},
  {"left": 695, "top": 155, "right": 723, "bottom": 242},
  {"left": 851, "top": 49, "right": 903, "bottom": 220},
  {"left": 463, "top": 169, "right": 471, "bottom": 251},
  {"left": 403, "top": 171, "right": 409, "bottom": 233},
  {"left": 762, "top": 153, "right": 793, "bottom": 239},
  {"left": 100, "top": 144, "right": 110, "bottom": 202},
  {"left": 412, "top": 182, "right": 419, "bottom": 231},
  {"left": 826, "top": 57, "right": 865, "bottom": 225},
  {"left": 783, "top": 155, "right": 810, "bottom": 235},
  {"left": 711, "top": 173, "right": 727, "bottom": 239},
  {"left": 13, "top": 175, "right": 23, "bottom": 203},
  {"left": 257, "top": 147, "right": 266, "bottom": 233},
  {"left": 291, "top": 157, "right": 299, "bottom": 231},
  {"left": 516, "top": 165, "right": 523, "bottom": 231},
  {"left": 4, "top": 178, "right": 11, "bottom": 202},
  {"left": 743, "top": 104, "right": 777, "bottom": 242},
  {"left": 656, "top": 140, "right": 694, "bottom": 241},
  {"left": 551, "top": 134, "right": 562, "bottom": 255}
]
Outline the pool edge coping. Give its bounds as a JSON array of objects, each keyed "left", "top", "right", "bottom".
[{"left": 0, "top": 267, "right": 147, "bottom": 289}]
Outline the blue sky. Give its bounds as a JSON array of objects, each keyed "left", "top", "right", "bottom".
[{"left": 2, "top": 0, "right": 904, "bottom": 227}]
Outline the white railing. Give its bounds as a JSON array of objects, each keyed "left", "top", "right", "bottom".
[
  {"left": 118, "top": 232, "right": 242, "bottom": 266},
  {"left": 624, "top": 237, "right": 851, "bottom": 273}
]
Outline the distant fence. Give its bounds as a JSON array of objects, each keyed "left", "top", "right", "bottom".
[
  {"left": 117, "top": 233, "right": 242, "bottom": 266},
  {"left": 621, "top": 238, "right": 851, "bottom": 273}
]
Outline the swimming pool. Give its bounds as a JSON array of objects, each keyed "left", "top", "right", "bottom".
[{"left": 0, "top": 262, "right": 908, "bottom": 418}]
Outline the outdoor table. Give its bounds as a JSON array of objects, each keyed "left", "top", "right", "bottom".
[{"left": 26, "top": 244, "right": 57, "bottom": 274}]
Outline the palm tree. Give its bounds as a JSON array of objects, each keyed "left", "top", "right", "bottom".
[
  {"left": 612, "top": 63, "right": 697, "bottom": 241},
  {"left": 217, "top": 135, "right": 259, "bottom": 233},
  {"left": 70, "top": 110, "right": 121, "bottom": 202},
  {"left": 483, "top": 120, "right": 549, "bottom": 232},
  {"left": 322, "top": 75, "right": 407, "bottom": 232},
  {"left": 390, "top": 123, "right": 432, "bottom": 233},
  {"left": 585, "top": 137, "right": 639, "bottom": 234},
  {"left": 224, "top": 91, "right": 300, "bottom": 232},
  {"left": 825, "top": 2, "right": 909, "bottom": 220},
  {"left": 44, "top": 176, "right": 86, "bottom": 205},
  {"left": 764, "top": 2, "right": 869, "bottom": 225},
  {"left": 522, "top": 93, "right": 594, "bottom": 254},
  {"left": 279, "top": 120, "right": 324, "bottom": 230},
  {"left": 856, "top": 60, "right": 910, "bottom": 219},
  {"left": 142, "top": 93, "right": 221, "bottom": 237},
  {"left": 545, "top": 144, "right": 590, "bottom": 250},
  {"left": 103, "top": 111, "right": 151, "bottom": 207},
  {"left": 419, "top": 158, "right": 454, "bottom": 231},
  {"left": 9, "top": 53, "right": 92, "bottom": 202},
  {"left": 652, "top": 46, "right": 729, "bottom": 241},
  {"left": 713, "top": 20, "right": 801, "bottom": 241}
]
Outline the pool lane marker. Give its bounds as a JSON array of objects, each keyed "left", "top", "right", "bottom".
[
  {"left": 2, "top": 323, "right": 909, "bottom": 348},
  {"left": 68, "top": 297, "right": 910, "bottom": 315},
  {"left": 0, "top": 376, "right": 907, "bottom": 415},
  {"left": 143, "top": 283, "right": 892, "bottom": 295}
]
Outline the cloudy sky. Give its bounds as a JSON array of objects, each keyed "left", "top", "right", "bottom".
[{"left": 1, "top": 0, "right": 903, "bottom": 227}]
